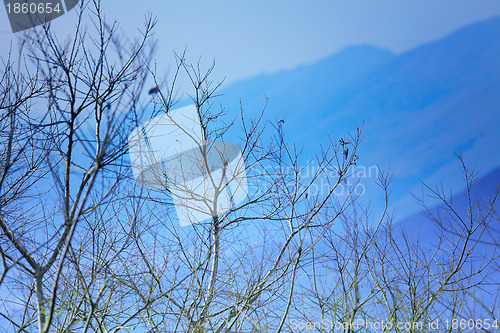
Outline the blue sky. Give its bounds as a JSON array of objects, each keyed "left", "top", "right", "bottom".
[{"left": 1, "top": 0, "right": 500, "bottom": 86}]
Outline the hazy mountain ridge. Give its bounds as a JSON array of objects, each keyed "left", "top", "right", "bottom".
[
  {"left": 215, "top": 16, "right": 500, "bottom": 220},
  {"left": 322, "top": 16, "right": 500, "bottom": 119},
  {"left": 221, "top": 45, "right": 396, "bottom": 132}
]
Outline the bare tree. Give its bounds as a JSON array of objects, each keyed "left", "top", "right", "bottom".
[
  {"left": 0, "top": 1, "right": 156, "bottom": 331},
  {"left": 289, "top": 158, "right": 500, "bottom": 333}
]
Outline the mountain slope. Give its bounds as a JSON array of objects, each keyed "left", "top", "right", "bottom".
[
  {"left": 399, "top": 166, "right": 500, "bottom": 237},
  {"left": 216, "top": 16, "right": 500, "bottom": 220}
]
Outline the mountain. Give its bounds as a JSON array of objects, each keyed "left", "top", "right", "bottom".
[{"left": 215, "top": 16, "right": 500, "bottom": 221}]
